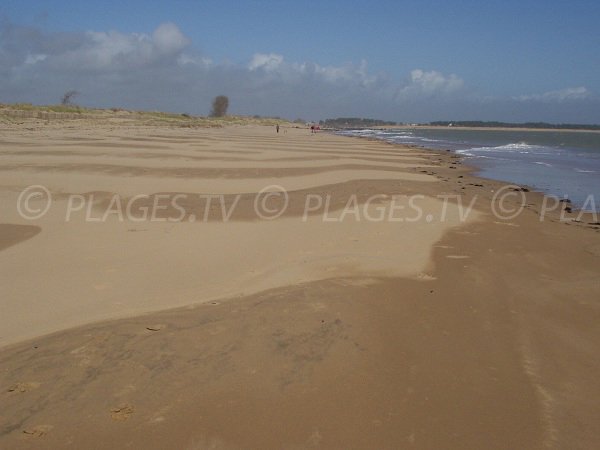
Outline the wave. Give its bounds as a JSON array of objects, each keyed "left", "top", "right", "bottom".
[
  {"left": 344, "top": 129, "right": 377, "bottom": 134},
  {"left": 466, "top": 142, "right": 538, "bottom": 153},
  {"left": 340, "top": 129, "right": 399, "bottom": 138},
  {"left": 390, "top": 136, "right": 443, "bottom": 143},
  {"left": 341, "top": 130, "right": 451, "bottom": 149},
  {"left": 456, "top": 152, "right": 509, "bottom": 161},
  {"left": 501, "top": 142, "right": 536, "bottom": 149}
]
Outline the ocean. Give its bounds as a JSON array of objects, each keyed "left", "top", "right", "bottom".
[{"left": 337, "top": 128, "right": 600, "bottom": 211}]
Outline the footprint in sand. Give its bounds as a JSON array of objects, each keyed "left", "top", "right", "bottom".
[
  {"left": 111, "top": 404, "right": 135, "bottom": 421},
  {"left": 7, "top": 382, "right": 40, "bottom": 393},
  {"left": 22, "top": 425, "right": 53, "bottom": 438}
]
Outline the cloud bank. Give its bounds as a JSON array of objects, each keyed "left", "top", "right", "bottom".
[
  {"left": 1, "top": 21, "right": 597, "bottom": 123},
  {"left": 515, "top": 86, "right": 591, "bottom": 103}
]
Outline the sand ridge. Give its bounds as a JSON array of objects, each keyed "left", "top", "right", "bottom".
[
  {"left": 0, "top": 123, "right": 599, "bottom": 449},
  {"left": 0, "top": 125, "right": 472, "bottom": 347}
]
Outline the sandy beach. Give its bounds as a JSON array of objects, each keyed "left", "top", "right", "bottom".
[{"left": 1, "top": 119, "right": 599, "bottom": 449}]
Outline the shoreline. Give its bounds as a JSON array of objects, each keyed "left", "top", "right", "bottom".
[
  {"left": 1, "top": 123, "right": 599, "bottom": 448},
  {"left": 371, "top": 124, "right": 600, "bottom": 134},
  {"left": 337, "top": 129, "right": 600, "bottom": 214}
]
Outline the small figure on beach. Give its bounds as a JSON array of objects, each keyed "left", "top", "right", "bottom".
[
  {"left": 276, "top": 124, "right": 280, "bottom": 133},
  {"left": 310, "top": 125, "right": 315, "bottom": 133}
]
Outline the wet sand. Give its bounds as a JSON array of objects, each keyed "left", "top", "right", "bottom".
[{"left": 0, "top": 122, "right": 599, "bottom": 449}]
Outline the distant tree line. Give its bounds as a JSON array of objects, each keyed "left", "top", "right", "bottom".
[
  {"left": 428, "top": 121, "right": 600, "bottom": 131},
  {"left": 320, "top": 117, "right": 398, "bottom": 128}
]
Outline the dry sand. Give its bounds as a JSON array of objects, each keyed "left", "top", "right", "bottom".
[{"left": 0, "top": 121, "right": 599, "bottom": 449}]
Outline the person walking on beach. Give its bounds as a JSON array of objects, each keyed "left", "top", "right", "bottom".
[{"left": 276, "top": 124, "right": 280, "bottom": 133}]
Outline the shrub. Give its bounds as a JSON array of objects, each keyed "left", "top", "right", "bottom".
[
  {"left": 210, "top": 95, "right": 229, "bottom": 117},
  {"left": 61, "top": 90, "right": 79, "bottom": 106}
]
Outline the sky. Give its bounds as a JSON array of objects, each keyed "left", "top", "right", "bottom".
[{"left": 1, "top": 0, "right": 599, "bottom": 123}]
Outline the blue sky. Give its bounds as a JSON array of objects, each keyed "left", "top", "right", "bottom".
[{"left": 1, "top": 0, "right": 599, "bottom": 122}]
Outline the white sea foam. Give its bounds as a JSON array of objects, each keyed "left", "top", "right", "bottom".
[
  {"left": 419, "top": 138, "right": 443, "bottom": 143},
  {"left": 351, "top": 129, "right": 376, "bottom": 134},
  {"left": 466, "top": 142, "right": 537, "bottom": 153}
]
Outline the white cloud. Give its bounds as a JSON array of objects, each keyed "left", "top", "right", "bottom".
[
  {"left": 516, "top": 86, "right": 591, "bottom": 102},
  {"left": 248, "top": 53, "right": 284, "bottom": 71},
  {"left": 47, "top": 23, "right": 190, "bottom": 71},
  {"left": 396, "top": 69, "right": 464, "bottom": 99},
  {"left": 313, "top": 60, "right": 376, "bottom": 86},
  {"left": 248, "top": 55, "right": 379, "bottom": 89},
  {"left": 152, "top": 22, "right": 189, "bottom": 55},
  {"left": 177, "top": 53, "right": 212, "bottom": 67},
  {"left": 24, "top": 53, "right": 47, "bottom": 65}
]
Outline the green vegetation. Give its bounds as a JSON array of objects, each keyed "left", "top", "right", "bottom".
[
  {"left": 320, "top": 117, "right": 398, "bottom": 128},
  {"left": 428, "top": 121, "right": 600, "bottom": 131},
  {"left": 0, "top": 102, "right": 292, "bottom": 128},
  {"left": 4, "top": 103, "right": 82, "bottom": 113}
]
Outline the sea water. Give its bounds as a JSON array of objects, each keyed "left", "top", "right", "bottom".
[{"left": 338, "top": 128, "right": 600, "bottom": 211}]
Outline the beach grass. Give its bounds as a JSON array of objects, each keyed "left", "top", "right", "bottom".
[{"left": 0, "top": 102, "right": 293, "bottom": 128}]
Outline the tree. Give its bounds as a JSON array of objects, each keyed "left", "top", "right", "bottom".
[
  {"left": 61, "top": 90, "right": 79, "bottom": 106},
  {"left": 210, "top": 95, "right": 229, "bottom": 117}
]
